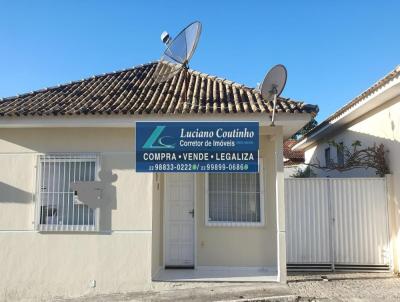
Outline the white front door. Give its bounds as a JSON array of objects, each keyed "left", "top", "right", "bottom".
[{"left": 165, "top": 173, "right": 195, "bottom": 268}]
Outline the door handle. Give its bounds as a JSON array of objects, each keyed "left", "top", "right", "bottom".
[{"left": 188, "top": 209, "right": 194, "bottom": 218}]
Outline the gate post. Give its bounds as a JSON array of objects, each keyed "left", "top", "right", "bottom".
[
  {"left": 386, "top": 174, "right": 399, "bottom": 273},
  {"left": 327, "top": 178, "right": 335, "bottom": 271}
]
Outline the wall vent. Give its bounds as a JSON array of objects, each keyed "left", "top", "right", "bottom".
[
  {"left": 287, "top": 263, "right": 390, "bottom": 272},
  {"left": 287, "top": 263, "right": 333, "bottom": 272}
]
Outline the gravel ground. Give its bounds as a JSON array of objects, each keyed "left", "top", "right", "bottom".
[{"left": 288, "top": 272, "right": 400, "bottom": 301}]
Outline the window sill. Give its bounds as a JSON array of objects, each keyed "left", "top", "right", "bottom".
[
  {"left": 205, "top": 221, "right": 265, "bottom": 228},
  {"left": 37, "top": 225, "right": 98, "bottom": 232}
]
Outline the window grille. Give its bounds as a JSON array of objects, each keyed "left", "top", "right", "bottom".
[
  {"left": 36, "top": 153, "right": 99, "bottom": 231},
  {"left": 206, "top": 168, "right": 264, "bottom": 226}
]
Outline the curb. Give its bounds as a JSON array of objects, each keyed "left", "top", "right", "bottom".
[{"left": 216, "top": 295, "right": 299, "bottom": 302}]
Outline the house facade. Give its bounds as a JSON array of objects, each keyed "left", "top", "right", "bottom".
[
  {"left": 283, "top": 139, "right": 305, "bottom": 178},
  {"left": 293, "top": 65, "right": 400, "bottom": 272},
  {"left": 0, "top": 62, "right": 317, "bottom": 300}
]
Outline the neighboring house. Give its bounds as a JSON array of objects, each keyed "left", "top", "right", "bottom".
[
  {"left": 293, "top": 65, "right": 400, "bottom": 272},
  {"left": 0, "top": 62, "right": 318, "bottom": 300},
  {"left": 283, "top": 139, "right": 305, "bottom": 177}
]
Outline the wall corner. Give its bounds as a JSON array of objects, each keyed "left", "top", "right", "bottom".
[
  {"left": 386, "top": 174, "right": 399, "bottom": 273},
  {"left": 274, "top": 129, "right": 287, "bottom": 283}
]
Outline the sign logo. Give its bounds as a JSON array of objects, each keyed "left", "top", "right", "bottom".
[
  {"left": 136, "top": 122, "right": 259, "bottom": 173},
  {"left": 142, "top": 125, "right": 175, "bottom": 149}
]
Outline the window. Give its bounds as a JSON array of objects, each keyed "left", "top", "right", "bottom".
[
  {"left": 324, "top": 147, "right": 331, "bottom": 167},
  {"left": 36, "top": 153, "right": 99, "bottom": 231},
  {"left": 337, "top": 142, "right": 345, "bottom": 167},
  {"left": 205, "top": 167, "right": 264, "bottom": 226}
]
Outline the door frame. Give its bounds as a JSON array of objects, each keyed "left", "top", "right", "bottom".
[{"left": 163, "top": 173, "right": 197, "bottom": 269}]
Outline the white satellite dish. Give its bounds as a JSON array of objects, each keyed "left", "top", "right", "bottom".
[
  {"left": 260, "top": 64, "right": 287, "bottom": 126},
  {"left": 153, "top": 21, "right": 202, "bottom": 85}
]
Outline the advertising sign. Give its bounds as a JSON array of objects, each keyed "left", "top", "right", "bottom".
[{"left": 136, "top": 122, "right": 259, "bottom": 173}]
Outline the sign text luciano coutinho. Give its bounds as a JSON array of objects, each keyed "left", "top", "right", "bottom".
[{"left": 143, "top": 125, "right": 256, "bottom": 149}]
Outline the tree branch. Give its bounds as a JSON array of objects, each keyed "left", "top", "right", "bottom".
[{"left": 304, "top": 141, "right": 390, "bottom": 177}]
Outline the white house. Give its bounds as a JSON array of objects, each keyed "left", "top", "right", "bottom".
[
  {"left": 0, "top": 62, "right": 317, "bottom": 300},
  {"left": 293, "top": 65, "right": 400, "bottom": 272}
]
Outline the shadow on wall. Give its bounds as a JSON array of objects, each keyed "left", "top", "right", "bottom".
[
  {"left": 71, "top": 170, "right": 119, "bottom": 232},
  {"left": 98, "top": 169, "right": 118, "bottom": 232},
  {"left": 0, "top": 182, "right": 33, "bottom": 203},
  {"left": 0, "top": 171, "right": 119, "bottom": 233},
  {"left": 307, "top": 130, "right": 400, "bottom": 178},
  {"left": 41, "top": 169, "right": 119, "bottom": 235},
  {"left": 0, "top": 129, "right": 146, "bottom": 234}
]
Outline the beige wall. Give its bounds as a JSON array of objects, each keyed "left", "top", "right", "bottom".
[
  {"left": 304, "top": 95, "right": 400, "bottom": 272},
  {"left": 0, "top": 126, "right": 286, "bottom": 300},
  {"left": 0, "top": 128, "right": 154, "bottom": 301},
  {"left": 155, "top": 130, "right": 284, "bottom": 270},
  {"left": 195, "top": 134, "right": 278, "bottom": 267},
  {"left": 151, "top": 173, "right": 163, "bottom": 276}
]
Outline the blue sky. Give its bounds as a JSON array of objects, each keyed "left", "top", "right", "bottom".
[{"left": 1, "top": 1, "right": 399, "bottom": 121}]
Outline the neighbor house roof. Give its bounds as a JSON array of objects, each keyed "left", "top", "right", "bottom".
[
  {"left": 283, "top": 140, "right": 304, "bottom": 166},
  {"left": 294, "top": 65, "right": 400, "bottom": 150},
  {"left": 0, "top": 62, "right": 318, "bottom": 117}
]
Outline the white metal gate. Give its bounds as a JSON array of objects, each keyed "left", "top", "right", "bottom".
[{"left": 285, "top": 178, "right": 390, "bottom": 271}]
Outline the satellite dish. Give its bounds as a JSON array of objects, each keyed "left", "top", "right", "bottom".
[
  {"left": 153, "top": 21, "right": 202, "bottom": 85},
  {"left": 260, "top": 64, "right": 287, "bottom": 126}
]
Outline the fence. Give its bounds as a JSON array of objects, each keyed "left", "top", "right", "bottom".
[{"left": 285, "top": 177, "right": 390, "bottom": 271}]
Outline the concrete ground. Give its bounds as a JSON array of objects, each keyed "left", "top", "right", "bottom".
[
  {"left": 54, "top": 282, "right": 295, "bottom": 302},
  {"left": 52, "top": 272, "right": 400, "bottom": 302},
  {"left": 288, "top": 272, "right": 400, "bottom": 301}
]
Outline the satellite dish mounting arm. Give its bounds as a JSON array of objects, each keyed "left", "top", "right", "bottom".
[
  {"left": 259, "top": 64, "right": 287, "bottom": 128},
  {"left": 271, "top": 86, "right": 278, "bottom": 127}
]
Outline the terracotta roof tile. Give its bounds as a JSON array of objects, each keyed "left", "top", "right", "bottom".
[
  {"left": 284, "top": 140, "right": 304, "bottom": 161},
  {"left": 0, "top": 62, "right": 318, "bottom": 117}
]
